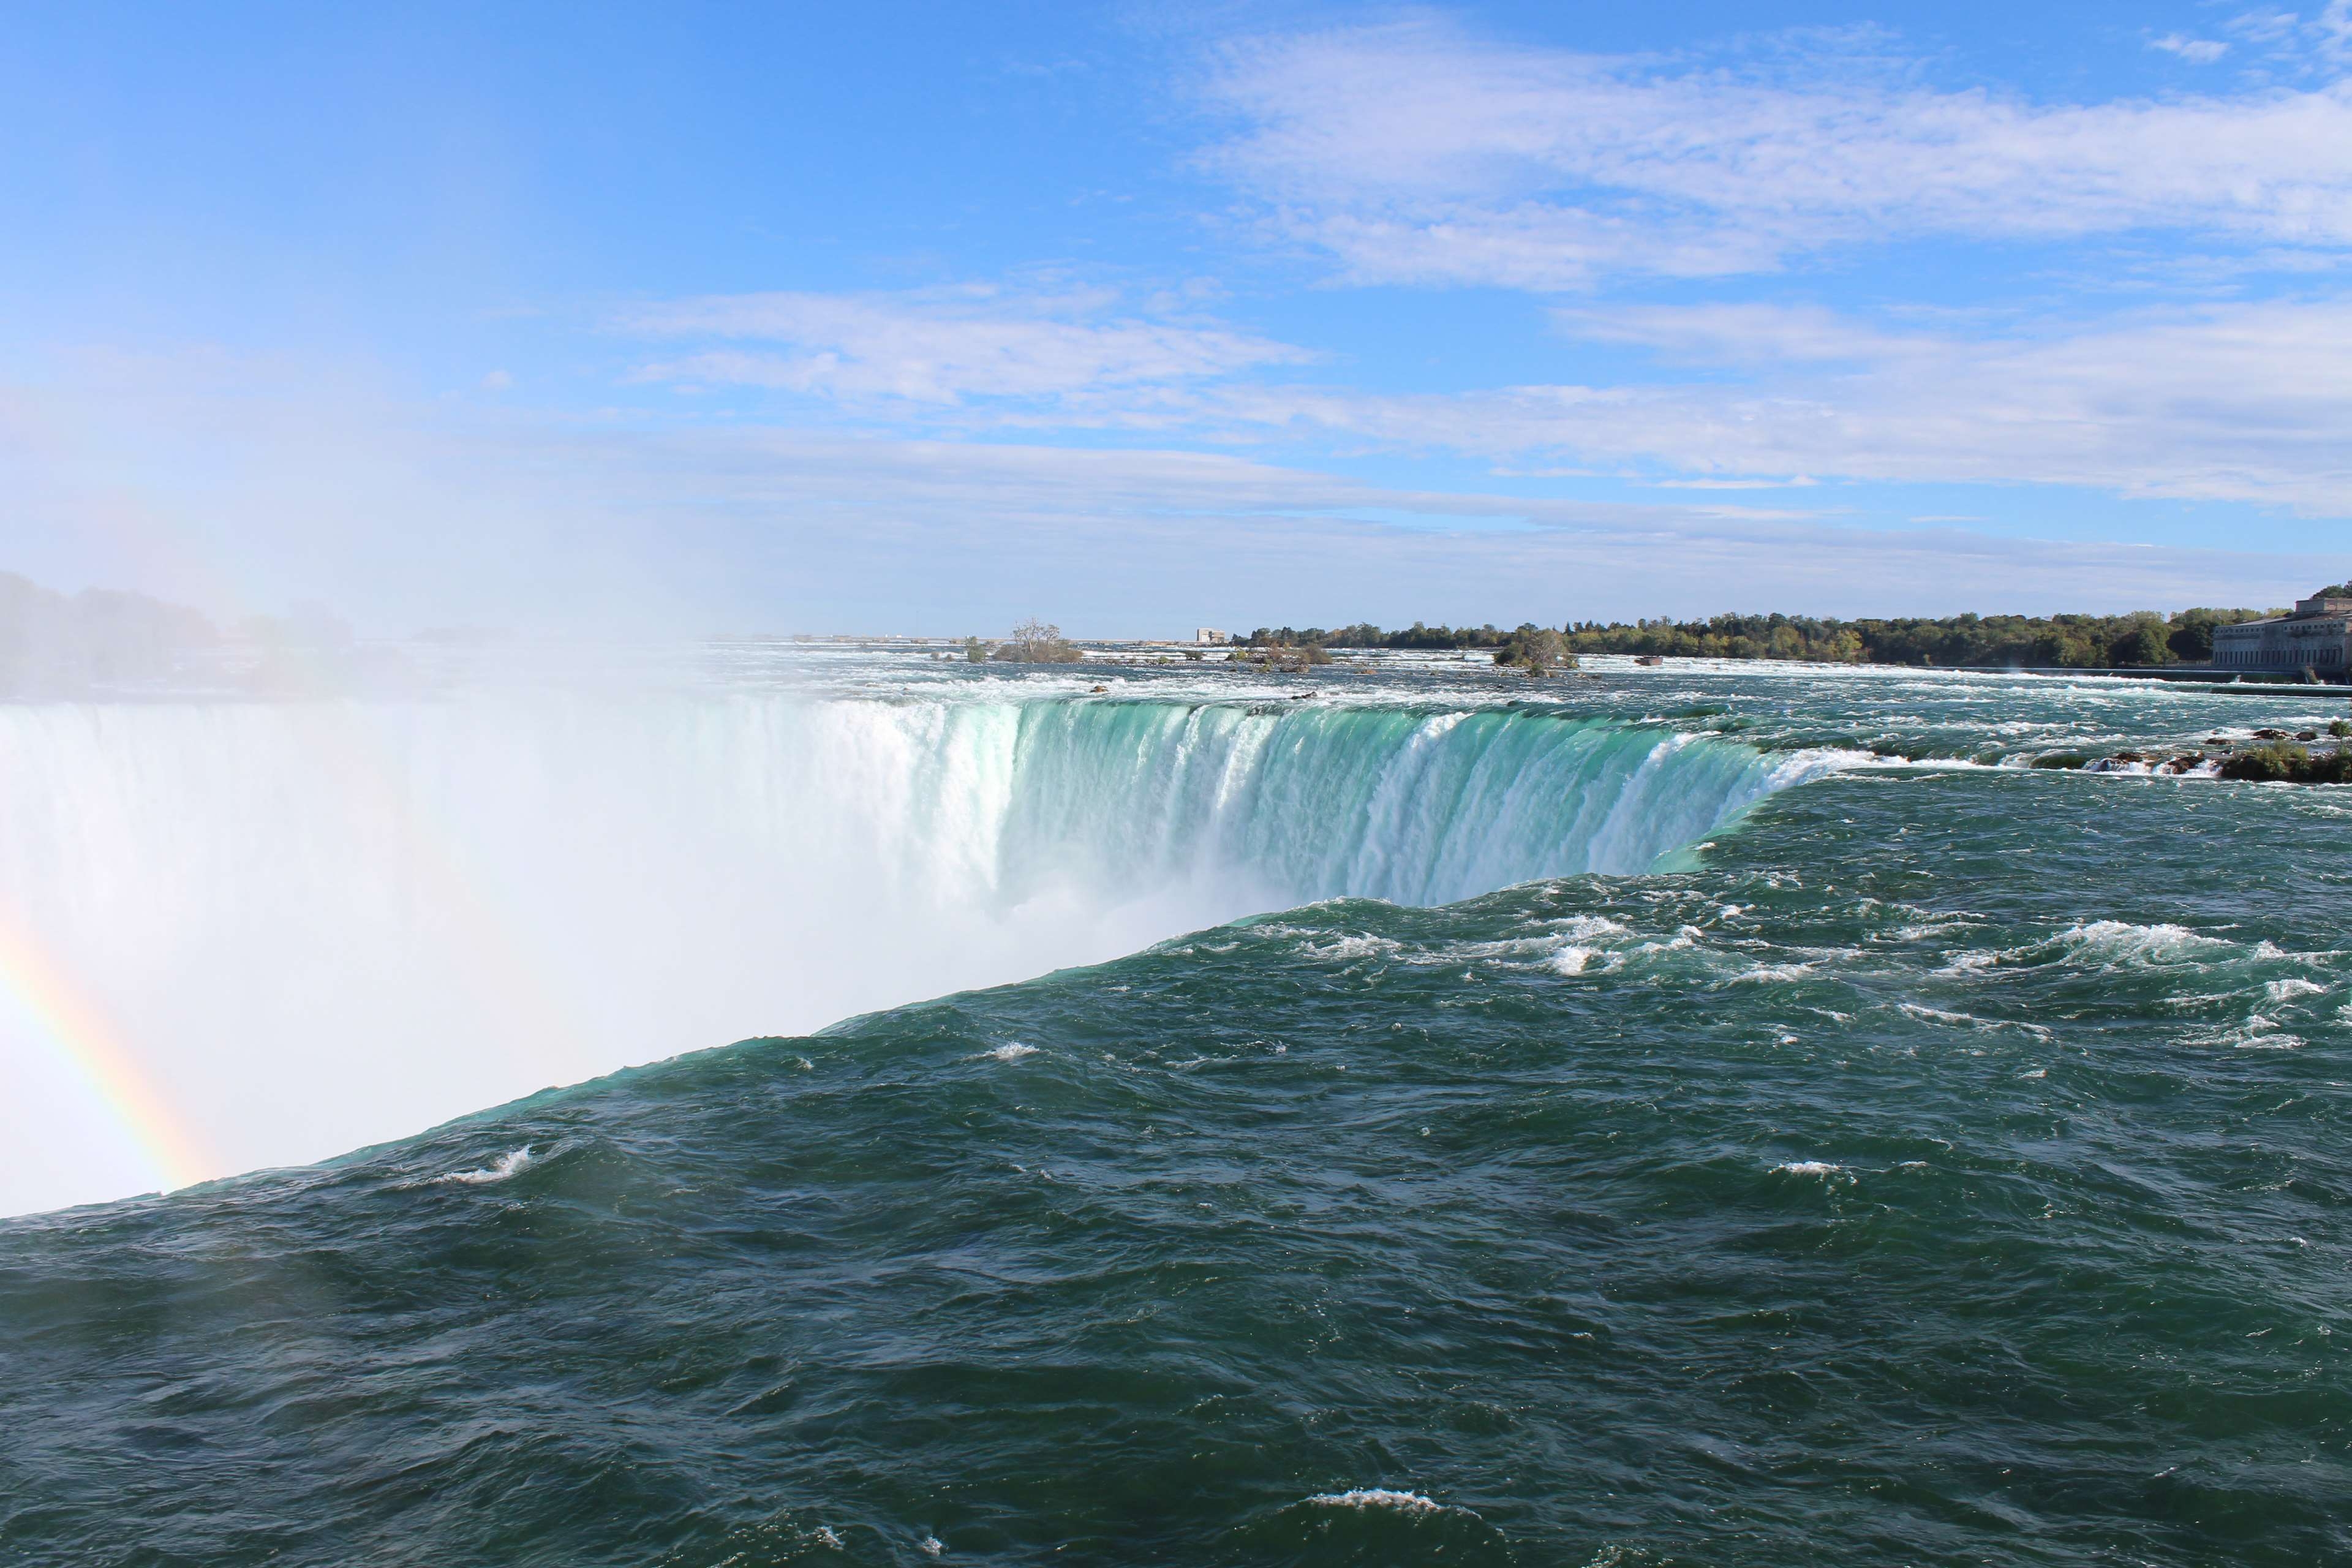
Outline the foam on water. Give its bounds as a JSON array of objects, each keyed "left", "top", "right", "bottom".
[
  {"left": 1898, "top": 1003, "right": 2055, "bottom": 1039},
  {"left": 436, "top": 1146, "right": 537, "bottom": 1185},
  {"left": 1730, "top": 963, "right": 1815, "bottom": 984},
  {"left": 1942, "top": 921, "right": 2247, "bottom": 979},
  {"left": 1298, "top": 933, "right": 1401, "bottom": 961},
  {"left": 1303, "top": 1488, "right": 1454, "bottom": 1515}
]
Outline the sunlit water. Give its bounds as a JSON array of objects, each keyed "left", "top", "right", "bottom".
[{"left": 2, "top": 651, "right": 2346, "bottom": 1564}]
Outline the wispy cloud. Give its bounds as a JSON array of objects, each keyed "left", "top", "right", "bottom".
[
  {"left": 1208, "top": 298, "right": 2352, "bottom": 514},
  {"left": 2320, "top": 0, "right": 2352, "bottom": 62},
  {"left": 625, "top": 281, "right": 2352, "bottom": 515},
  {"left": 1199, "top": 17, "right": 2352, "bottom": 288},
  {"left": 7, "top": 345, "right": 2340, "bottom": 630},
  {"left": 2148, "top": 34, "right": 2230, "bottom": 64},
  {"left": 625, "top": 283, "right": 1311, "bottom": 404},
  {"left": 2230, "top": 10, "right": 2304, "bottom": 47},
  {"left": 1547, "top": 304, "right": 1932, "bottom": 365}
]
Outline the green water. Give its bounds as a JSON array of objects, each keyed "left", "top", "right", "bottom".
[{"left": 2, "top": 664, "right": 2347, "bottom": 1565}]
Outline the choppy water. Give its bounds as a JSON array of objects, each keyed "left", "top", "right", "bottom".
[{"left": 2, "top": 655, "right": 2348, "bottom": 1564}]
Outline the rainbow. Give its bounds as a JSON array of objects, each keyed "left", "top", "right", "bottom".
[{"left": 0, "top": 907, "right": 213, "bottom": 1193}]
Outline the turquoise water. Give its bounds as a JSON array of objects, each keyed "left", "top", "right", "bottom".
[{"left": 2, "top": 661, "right": 2347, "bottom": 1564}]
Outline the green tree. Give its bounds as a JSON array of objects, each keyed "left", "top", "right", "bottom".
[
  {"left": 2107, "top": 612, "right": 2174, "bottom": 666},
  {"left": 1493, "top": 625, "right": 1572, "bottom": 673},
  {"left": 993, "top": 619, "right": 1084, "bottom": 663}
]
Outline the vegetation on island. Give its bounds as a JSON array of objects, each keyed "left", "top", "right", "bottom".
[
  {"left": 2034, "top": 721, "right": 2352, "bottom": 783},
  {"left": 1227, "top": 640, "right": 1333, "bottom": 671},
  {"left": 2219, "top": 721, "right": 2352, "bottom": 783},
  {"left": 969, "top": 619, "right": 1084, "bottom": 664},
  {"left": 1492, "top": 625, "right": 1575, "bottom": 673},
  {"left": 1235, "top": 607, "right": 2279, "bottom": 669},
  {"left": 1241, "top": 622, "right": 1521, "bottom": 653},
  {"left": 1219, "top": 620, "right": 1579, "bottom": 675}
]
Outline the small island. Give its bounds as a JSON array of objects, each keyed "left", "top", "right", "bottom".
[{"left": 963, "top": 619, "right": 1085, "bottom": 664}]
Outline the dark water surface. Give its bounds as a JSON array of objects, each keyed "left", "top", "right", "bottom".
[{"left": 3, "top": 668, "right": 2349, "bottom": 1565}]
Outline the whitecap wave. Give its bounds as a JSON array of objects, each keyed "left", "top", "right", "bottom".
[
  {"left": 1898, "top": 1003, "right": 2054, "bottom": 1039},
  {"left": 437, "top": 1147, "right": 537, "bottom": 1185},
  {"left": 2056, "top": 921, "right": 2232, "bottom": 966},
  {"left": 1729, "top": 963, "right": 1815, "bottom": 985},
  {"left": 2199, "top": 1016, "right": 2305, "bottom": 1050},
  {"left": 1304, "top": 1488, "right": 1456, "bottom": 1515},
  {"left": 983, "top": 1043, "right": 1038, "bottom": 1063},
  {"left": 1301, "top": 935, "right": 1400, "bottom": 962},
  {"left": 1547, "top": 914, "right": 1631, "bottom": 940}
]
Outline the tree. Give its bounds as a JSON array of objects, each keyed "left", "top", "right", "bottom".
[
  {"left": 1494, "top": 625, "right": 1573, "bottom": 673},
  {"left": 993, "top": 619, "right": 1084, "bottom": 663},
  {"left": 2107, "top": 612, "right": 2174, "bottom": 667},
  {"left": 2166, "top": 611, "right": 2223, "bottom": 662}
]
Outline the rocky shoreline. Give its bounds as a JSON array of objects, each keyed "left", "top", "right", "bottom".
[{"left": 2048, "top": 725, "right": 2352, "bottom": 783}]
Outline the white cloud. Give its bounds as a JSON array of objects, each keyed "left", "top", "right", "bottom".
[
  {"left": 625, "top": 284, "right": 1311, "bottom": 404},
  {"left": 1547, "top": 303, "right": 1932, "bottom": 364},
  {"left": 608, "top": 276, "right": 2352, "bottom": 519},
  {"left": 2220, "top": 5, "right": 2352, "bottom": 72},
  {"left": 513, "top": 429, "right": 2351, "bottom": 619},
  {"left": 12, "top": 344, "right": 2337, "bottom": 635},
  {"left": 2320, "top": 0, "right": 2352, "bottom": 61},
  {"left": 1200, "top": 18, "right": 2352, "bottom": 287},
  {"left": 2149, "top": 34, "right": 2230, "bottom": 63},
  {"left": 1210, "top": 298, "right": 2352, "bottom": 514},
  {"left": 2230, "top": 10, "right": 2302, "bottom": 45}
]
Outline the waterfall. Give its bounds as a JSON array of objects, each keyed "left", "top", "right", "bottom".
[{"left": 0, "top": 694, "right": 1836, "bottom": 1213}]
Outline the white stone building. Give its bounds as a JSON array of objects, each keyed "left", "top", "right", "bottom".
[
  {"left": 2212, "top": 589, "right": 2352, "bottom": 676},
  {"left": 1195, "top": 628, "right": 1230, "bottom": 645}
]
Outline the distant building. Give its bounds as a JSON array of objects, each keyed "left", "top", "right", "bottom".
[
  {"left": 1195, "top": 628, "right": 1231, "bottom": 645},
  {"left": 2212, "top": 589, "right": 2352, "bottom": 676}
]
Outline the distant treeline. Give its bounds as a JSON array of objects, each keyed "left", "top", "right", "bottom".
[
  {"left": 0, "top": 572, "right": 219, "bottom": 695},
  {"left": 1246, "top": 622, "right": 1543, "bottom": 652},
  {"left": 1, "top": 571, "right": 356, "bottom": 697},
  {"left": 1244, "top": 607, "right": 2282, "bottom": 668}
]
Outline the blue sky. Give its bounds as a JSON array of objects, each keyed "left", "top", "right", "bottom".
[{"left": 4, "top": 1, "right": 2348, "bottom": 635}]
